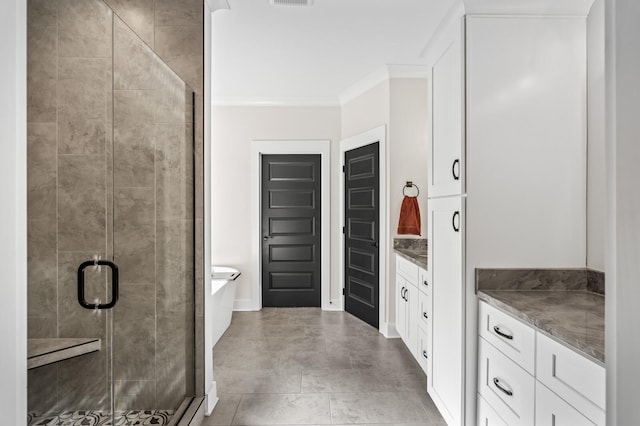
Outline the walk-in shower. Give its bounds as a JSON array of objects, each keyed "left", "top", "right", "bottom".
[{"left": 27, "top": 0, "right": 196, "bottom": 424}]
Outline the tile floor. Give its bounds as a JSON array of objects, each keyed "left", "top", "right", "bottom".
[{"left": 202, "top": 308, "right": 445, "bottom": 426}]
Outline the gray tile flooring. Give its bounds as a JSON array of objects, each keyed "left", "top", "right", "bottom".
[{"left": 202, "top": 308, "right": 445, "bottom": 426}]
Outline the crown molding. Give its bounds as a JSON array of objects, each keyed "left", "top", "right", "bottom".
[
  {"left": 338, "top": 64, "right": 428, "bottom": 106},
  {"left": 206, "top": 0, "right": 230, "bottom": 13},
  {"left": 212, "top": 96, "right": 341, "bottom": 107}
]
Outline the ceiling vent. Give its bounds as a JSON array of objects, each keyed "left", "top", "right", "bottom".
[{"left": 270, "top": 0, "right": 313, "bottom": 6}]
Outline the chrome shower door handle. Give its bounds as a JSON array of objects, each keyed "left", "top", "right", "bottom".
[{"left": 77, "top": 259, "right": 119, "bottom": 310}]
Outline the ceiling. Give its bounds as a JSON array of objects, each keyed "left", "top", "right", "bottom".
[{"left": 211, "top": 0, "right": 456, "bottom": 105}]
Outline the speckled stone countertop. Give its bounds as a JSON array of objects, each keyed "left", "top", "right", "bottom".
[
  {"left": 393, "top": 238, "right": 428, "bottom": 269},
  {"left": 477, "top": 269, "right": 605, "bottom": 365}
]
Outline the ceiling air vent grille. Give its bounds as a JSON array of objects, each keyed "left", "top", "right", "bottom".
[{"left": 270, "top": 0, "right": 313, "bottom": 6}]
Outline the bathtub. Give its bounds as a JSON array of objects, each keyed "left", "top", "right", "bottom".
[{"left": 209, "top": 266, "right": 239, "bottom": 348}]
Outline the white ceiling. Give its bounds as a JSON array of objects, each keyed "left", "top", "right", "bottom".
[{"left": 211, "top": 0, "right": 456, "bottom": 105}]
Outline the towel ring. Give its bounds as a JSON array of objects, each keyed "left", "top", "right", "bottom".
[{"left": 403, "top": 181, "right": 419, "bottom": 197}]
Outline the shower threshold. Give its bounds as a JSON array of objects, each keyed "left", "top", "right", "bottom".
[{"left": 28, "top": 410, "right": 174, "bottom": 426}]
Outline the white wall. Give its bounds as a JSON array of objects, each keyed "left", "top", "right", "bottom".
[
  {"left": 606, "top": 0, "right": 640, "bottom": 423},
  {"left": 211, "top": 106, "right": 341, "bottom": 306},
  {"left": 389, "top": 79, "right": 429, "bottom": 237},
  {"left": 0, "top": 0, "right": 27, "bottom": 422},
  {"left": 587, "top": 0, "right": 605, "bottom": 272}
]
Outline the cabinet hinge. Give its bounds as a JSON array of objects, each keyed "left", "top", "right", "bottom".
[
  {"left": 342, "top": 226, "right": 345, "bottom": 234},
  {"left": 342, "top": 165, "right": 346, "bottom": 173},
  {"left": 342, "top": 288, "right": 345, "bottom": 295}
]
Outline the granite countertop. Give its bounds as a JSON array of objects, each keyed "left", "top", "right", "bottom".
[
  {"left": 478, "top": 290, "right": 605, "bottom": 365},
  {"left": 393, "top": 238, "right": 428, "bottom": 269}
]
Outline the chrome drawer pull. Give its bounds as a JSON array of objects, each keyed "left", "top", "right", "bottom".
[
  {"left": 493, "top": 377, "right": 513, "bottom": 397},
  {"left": 493, "top": 325, "right": 514, "bottom": 340}
]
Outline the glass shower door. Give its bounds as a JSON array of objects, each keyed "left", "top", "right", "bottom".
[{"left": 110, "top": 14, "right": 195, "bottom": 423}]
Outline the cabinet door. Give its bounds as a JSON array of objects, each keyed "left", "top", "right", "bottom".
[
  {"left": 535, "top": 382, "right": 597, "bottom": 426},
  {"left": 396, "top": 274, "right": 407, "bottom": 341},
  {"left": 428, "top": 17, "right": 464, "bottom": 197},
  {"left": 428, "top": 196, "right": 463, "bottom": 425},
  {"left": 405, "top": 282, "right": 419, "bottom": 358},
  {"left": 477, "top": 394, "right": 507, "bottom": 426}
]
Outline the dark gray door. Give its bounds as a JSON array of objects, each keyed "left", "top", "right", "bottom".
[
  {"left": 262, "top": 154, "right": 321, "bottom": 307},
  {"left": 344, "top": 142, "right": 380, "bottom": 328}
]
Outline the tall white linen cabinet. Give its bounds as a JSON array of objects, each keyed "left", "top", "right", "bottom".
[{"left": 423, "top": 1, "right": 594, "bottom": 425}]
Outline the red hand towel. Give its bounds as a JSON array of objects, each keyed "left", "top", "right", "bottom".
[{"left": 397, "top": 196, "right": 421, "bottom": 235}]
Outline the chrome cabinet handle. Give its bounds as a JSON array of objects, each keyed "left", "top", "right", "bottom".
[
  {"left": 493, "top": 377, "right": 513, "bottom": 397},
  {"left": 422, "top": 350, "right": 428, "bottom": 359},
  {"left": 423, "top": 312, "right": 428, "bottom": 320},
  {"left": 423, "top": 280, "right": 428, "bottom": 287},
  {"left": 493, "top": 325, "right": 514, "bottom": 340}
]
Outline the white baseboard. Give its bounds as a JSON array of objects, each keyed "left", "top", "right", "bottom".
[
  {"left": 205, "top": 381, "right": 218, "bottom": 416},
  {"left": 233, "top": 299, "right": 254, "bottom": 311},
  {"left": 323, "top": 298, "right": 344, "bottom": 311},
  {"left": 381, "top": 322, "right": 400, "bottom": 338}
]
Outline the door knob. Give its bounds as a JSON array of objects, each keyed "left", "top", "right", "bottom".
[
  {"left": 371, "top": 242, "right": 379, "bottom": 248},
  {"left": 263, "top": 235, "right": 271, "bottom": 241}
]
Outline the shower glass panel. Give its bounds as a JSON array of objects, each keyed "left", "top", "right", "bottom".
[{"left": 26, "top": 0, "right": 195, "bottom": 424}]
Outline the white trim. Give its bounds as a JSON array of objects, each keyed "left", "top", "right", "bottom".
[
  {"left": 339, "top": 125, "right": 388, "bottom": 336},
  {"left": 383, "top": 323, "right": 400, "bottom": 339},
  {"left": 251, "top": 140, "right": 332, "bottom": 311},
  {"left": 325, "top": 298, "right": 344, "bottom": 311},
  {"left": 204, "top": 0, "right": 229, "bottom": 416},
  {"left": 338, "top": 65, "right": 428, "bottom": 106},
  {"left": 339, "top": 67, "right": 392, "bottom": 106},
  {"left": 386, "top": 64, "right": 430, "bottom": 79},
  {"left": 212, "top": 97, "right": 340, "bottom": 107},
  {"left": 233, "top": 299, "right": 254, "bottom": 311},
  {"left": 420, "top": 0, "right": 465, "bottom": 62},
  {"left": 1, "top": 0, "right": 27, "bottom": 422}
]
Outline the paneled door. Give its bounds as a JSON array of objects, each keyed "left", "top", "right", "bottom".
[
  {"left": 344, "top": 143, "right": 380, "bottom": 328},
  {"left": 261, "top": 154, "right": 321, "bottom": 307}
]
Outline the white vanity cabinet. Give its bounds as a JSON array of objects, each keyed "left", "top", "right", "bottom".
[
  {"left": 395, "top": 254, "right": 430, "bottom": 374},
  {"left": 477, "top": 301, "right": 605, "bottom": 426},
  {"left": 395, "top": 255, "right": 419, "bottom": 359}
]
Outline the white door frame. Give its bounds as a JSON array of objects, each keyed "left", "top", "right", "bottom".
[
  {"left": 251, "top": 140, "right": 331, "bottom": 311},
  {"left": 340, "top": 125, "right": 388, "bottom": 334}
]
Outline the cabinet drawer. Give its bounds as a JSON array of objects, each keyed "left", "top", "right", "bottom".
[
  {"left": 477, "top": 393, "right": 507, "bottom": 426},
  {"left": 418, "top": 290, "right": 431, "bottom": 330},
  {"left": 536, "top": 332, "right": 605, "bottom": 425},
  {"left": 479, "top": 301, "right": 536, "bottom": 374},
  {"left": 419, "top": 267, "right": 431, "bottom": 296},
  {"left": 535, "top": 381, "right": 597, "bottom": 426},
  {"left": 478, "top": 337, "right": 535, "bottom": 426},
  {"left": 396, "top": 255, "right": 419, "bottom": 284},
  {"left": 417, "top": 325, "right": 430, "bottom": 375}
]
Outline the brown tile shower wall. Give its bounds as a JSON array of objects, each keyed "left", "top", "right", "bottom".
[
  {"left": 28, "top": 0, "right": 114, "bottom": 413},
  {"left": 27, "top": 0, "right": 202, "bottom": 414}
]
